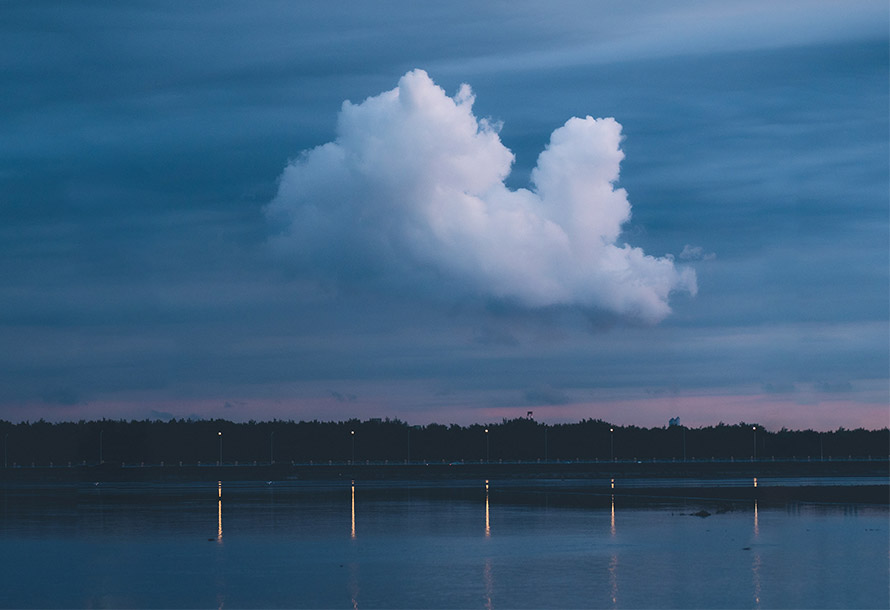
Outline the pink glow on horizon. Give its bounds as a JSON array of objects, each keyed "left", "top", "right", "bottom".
[
  {"left": 2, "top": 389, "right": 886, "bottom": 432},
  {"left": 505, "top": 394, "right": 889, "bottom": 432}
]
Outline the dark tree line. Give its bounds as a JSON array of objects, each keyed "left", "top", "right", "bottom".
[{"left": 0, "top": 417, "right": 886, "bottom": 467}]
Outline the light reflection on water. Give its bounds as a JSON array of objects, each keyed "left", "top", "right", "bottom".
[
  {"left": 752, "top": 500, "right": 761, "bottom": 608},
  {"left": 348, "top": 561, "right": 360, "bottom": 610},
  {"left": 608, "top": 553, "right": 619, "bottom": 607},
  {"left": 753, "top": 500, "right": 759, "bottom": 537},
  {"left": 485, "top": 479, "right": 490, "bottom": 538},
  {"left": 752, "top": 550, "right": 762, "bottom": 608},
  {"left": 609, "top": 495, "right": 618, "bottom": 607},
  {"left": 483, "top": 556, "right": 493, "bottom": 610},
  {"left": 217, "top": 481, "right": 222, "bottom": 543},
  {"left": 351, "top": 480, "right": 356, "bottom": 540},
  {"left": 483, "top": 480, "right": 493, "bottom": 609},
  {"left": 0, "top": 480, "right": 886, "bottom": 608}
]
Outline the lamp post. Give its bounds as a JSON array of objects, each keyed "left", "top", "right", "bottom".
[
  {"left": 270, "top": 431, "right": 275, "bottom": 464},
  {"left": 218, "top": 431, "right": 222, "bottom": 465},
  {"left": 350, "top": 430, "right": 355, "bottom": 464},
  {"left": 484, "top": 428, "right": 490, "bottom": 463},
  {"left": 99, "top": 429, "right": 104, "bottom": 464},
  {"left": 752, "top": 426, "right": 757, "bottom": 461},
  {"left": 682, "top": 426, "right": 686, "bottom": 462},
  {"left": 610, "top": 428, "right": 614, "bottom": 461}
]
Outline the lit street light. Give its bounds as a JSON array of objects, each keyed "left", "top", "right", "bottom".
[
  {"left": 351, "top": 430, "right": 355, "bottom": 464},
  {"left": 218, "top": 431, "right": 223, "bottom": 465},
  {"left": 610, "top": 428, "right": 614, "bottom": 461},
  {"left": 682, "top": 426, "right": 687, "bottom": 462},
  {"left": 484, "top": 428, "right": 490, "bottom": 463},
  {"left": 752, "top": 426, "right": 757, "bottom": 461}
]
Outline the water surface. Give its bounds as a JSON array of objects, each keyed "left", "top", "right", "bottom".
[{"left": 1, "top": 480, "right": 886, "bottom": 608}]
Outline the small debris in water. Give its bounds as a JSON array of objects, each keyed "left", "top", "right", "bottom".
[{"left": 691, "top": 510, "right": 711, "bottom": 518}]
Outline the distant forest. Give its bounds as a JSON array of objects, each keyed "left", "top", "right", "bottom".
[{"left": 1, "top": 418, "right": 887, "bottom": 467}]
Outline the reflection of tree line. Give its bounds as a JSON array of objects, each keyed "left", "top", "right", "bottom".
[{"left": 0, "top": 417, "right": 886, "bottom": 466}]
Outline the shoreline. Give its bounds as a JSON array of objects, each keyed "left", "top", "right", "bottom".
[
  {"left": 2, "top": 457, "right": 886, "bottom": 483},
  {"left": 2, "top": 458, "right": 887, "bottom": 506}
]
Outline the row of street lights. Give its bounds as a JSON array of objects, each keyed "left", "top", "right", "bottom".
[
  {"left": 216, "top": 429, "right": 335, "bottom": 465},
  {"left": 480, "top": 426, "right": 759, "bottom": 462},
  {"left": 2, "top": 425, "right": 763, "bottom": 468},
  {"left": 210, "top": 425, "right": 760, "bottom": 465},
  {"left": 216, "top": 430, "right": 278, "bottom": 465}
]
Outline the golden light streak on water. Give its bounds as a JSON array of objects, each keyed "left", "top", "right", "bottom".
[
  {"left": 610, "top": 495, "right": 616, "bottom": 537},
  {"left": 350, "top": 481, "right": 356, "bottom": 540},
  {"left": 754, "top": 500, "right": 759, "bottom": 538},
  {"left": 485, "top": 480, "right": 490, "bottom": 538},
  {"left": 753, "top": 477, "right": 758, "bottom": 488},
  {"left": 608, "top": 553, "right": 619, "bottom": 606}
]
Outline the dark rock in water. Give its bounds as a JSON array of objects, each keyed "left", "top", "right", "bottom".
[
  {"left": 691, "top": 510, "right": 712, "bottom": 518},
  {"left": 742, "top": 547, "right": 751, "bottom": 551}
]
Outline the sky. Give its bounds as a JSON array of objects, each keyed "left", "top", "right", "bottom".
[{"left": 1, "top": 1, "right": 887, "bottom": 430}]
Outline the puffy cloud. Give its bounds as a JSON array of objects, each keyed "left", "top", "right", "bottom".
[{"left": 267, "top": 69, "right": 695, "bottom": 322}]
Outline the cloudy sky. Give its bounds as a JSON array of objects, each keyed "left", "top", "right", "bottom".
[{"left": 2, "top": 1, "right": 887, "bottom": 430}]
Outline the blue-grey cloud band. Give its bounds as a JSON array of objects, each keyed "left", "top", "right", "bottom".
[{"left": 266, "top": 70, "right": 695, "bottom": 323}]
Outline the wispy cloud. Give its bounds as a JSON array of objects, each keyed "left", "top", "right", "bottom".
[{"left": 679, "top": 244, "right": 716, "bottom": 262}]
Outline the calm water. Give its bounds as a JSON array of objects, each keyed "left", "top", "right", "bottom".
[{"left": 0, "top": 480, "right": 886, "bottom": 608}]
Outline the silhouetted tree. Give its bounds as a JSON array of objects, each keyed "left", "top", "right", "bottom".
[{"left": 0, "top": 418, "right": 886, "bottom": 466}]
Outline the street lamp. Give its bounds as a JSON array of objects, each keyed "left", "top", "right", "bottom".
[
  {"left": 682, "top": 426, "right": 687, "bottom": 462},
  {"left": 752, "top": 426, "right": 757, "bottom": 461},
  {"left": 270, "top": 430, "right": 275, "bottom": 464},
  {"left": 610, "top": 428, "right": 614, "bottom": 461},
  {"left": 218, "top": 431, "right": 223, "bottom": 465},
  {"left": 350, "top": 430, "right": 355, "bottom": 464},
  {"left": 484, "top": 428, "right": 490, "bottom": 463},
  {"left": 99, "top": 429, "right": 104, "bottom": 464}
]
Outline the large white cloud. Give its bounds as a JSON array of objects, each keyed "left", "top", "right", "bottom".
[{"left": 267, "top": 69, "right": 696, "bottom": 322}]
